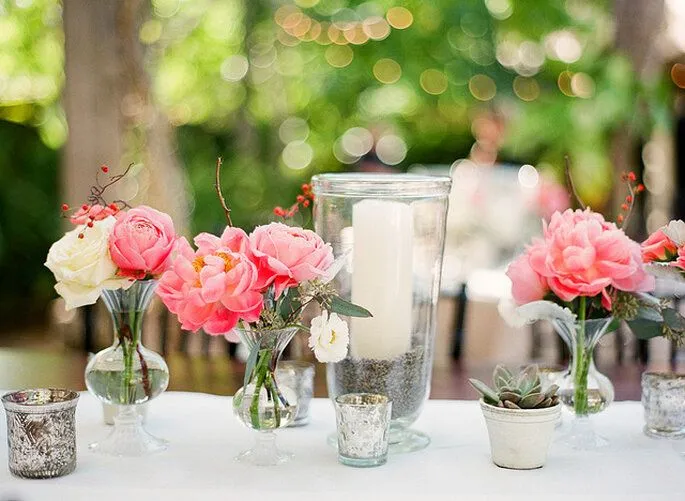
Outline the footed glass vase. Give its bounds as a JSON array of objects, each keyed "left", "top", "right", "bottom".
[
  {"left": 553, "top": 316, "right": 614, "bottom": 450},
  {"left": 233, "top": 326, "right": 299, "bottom": 466},
  {"left": 85, "top": 280, "right": 170, "bottom": 456}
]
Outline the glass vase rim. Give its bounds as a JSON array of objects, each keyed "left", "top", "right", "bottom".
[
  {"left": 311, "top": 173, "right": 451, "bottom": 198},
  {"left": 335, "top": 392, "right": 390, "bottom": 407},
  {"left": 235, "top": 325, "right": 300, "bottom": 334}
]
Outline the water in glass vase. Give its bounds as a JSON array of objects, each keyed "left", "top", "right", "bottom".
[
  {"left": 233, "top": 383, "right": 298, "bottom": 430},
  {"left": 86, "top": 368, "right": 169, "bottom": 405},
  {"left": 558, "top": 388, "right": 609, "bottom": 414}
]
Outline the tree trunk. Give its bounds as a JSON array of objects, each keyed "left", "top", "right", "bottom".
[
  {"left": 611, "top": 0, "right": 665, "bottom": 235},
  {"left": 62, "top": 0, "right": 188, "bottom": 233}
]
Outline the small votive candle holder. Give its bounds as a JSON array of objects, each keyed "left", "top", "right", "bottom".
[
  {"left": 276, "top": 360, "right": 315, "bottom": 426},
  {"left": 334, "top": 393, "right": 392, "bottom": 467},
  {"left": 641, "top": 372, "right": 685, "bottom": 438},
  {"left": 2, "top": 389, "right": 79, "bottom": 478}
]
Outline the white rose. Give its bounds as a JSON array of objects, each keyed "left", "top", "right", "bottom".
[
  {"left": 308, "top": 310, "right": 349, "bottom": 363},
  {"left": 663, "top": 220, "right": 685, "bottom": 247},
  {"left": 45, "top": 216, "right": 131, "bottom": 310}
]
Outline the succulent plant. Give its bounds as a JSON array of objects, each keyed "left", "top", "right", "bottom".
[{"left": 469, "top": 364, "right": 560, "bottom": 410}]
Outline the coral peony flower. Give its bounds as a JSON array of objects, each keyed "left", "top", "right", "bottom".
[
  {"left": 506, "top": 240, "right": 549, "bottom": 305},
  {"left": 641, "top": 229, "right": 678, "bottom": 263},
  {"left": 528, "top": 208, "right": 654, "bottom": 310},
  {"left": 675, "top": 247, "right": 685, "bottom": 271},
  {"left": 70, "top": 204, "right": 119, "bottom": 225},
  {"left": 308, "top": 310, "right": 349, "bottom": 363},
  {"left": 45, "top": 216, "right": 132, "bottom": 309},
  {"left": 250, "top": 222, "right": 334, "bottom": 296},
  {"left": 156, "top": 232, "right": 263, "bottom": 338},
  {"left": 109, "top": 206, "right": 176, "bottom": 279}
]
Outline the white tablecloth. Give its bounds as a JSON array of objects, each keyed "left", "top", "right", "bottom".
[{"left": 1, "top": 393, "right": 683, "bottom": 500}]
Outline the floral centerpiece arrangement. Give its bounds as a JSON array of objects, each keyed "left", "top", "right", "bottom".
[
  {"left": 45, "top": 164, "right": 178, "bottom": 456},
  {"left": 500, "top": 170, "right": 685, "bottom": 449},
  {"left": 156, "top": 159, "right": 371, "bottom": 466}
]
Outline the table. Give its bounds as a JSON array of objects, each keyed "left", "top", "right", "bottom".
[{"left": 1, "top": 393, "right": 683, "bottom": 500}]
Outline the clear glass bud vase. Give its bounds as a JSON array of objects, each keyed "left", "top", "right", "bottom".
[
  {"left": 553, "top": 316, "right": 614, "bottom": 450},
  {"left": 233, "top": 326, "right": 299, "bottom": 466},
  {"left": 85, "top": 279, "right": 170, "bottom": 456}
]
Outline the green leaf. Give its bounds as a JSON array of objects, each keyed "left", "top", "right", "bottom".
[
  {"left": 493, "top": 365, "right": 513, "bottom": 391},
  {"left": 627, "top": 319, "right": 664, "bottom": 340},
  {"left": 468, "top": 378, "right": 499, "bottom": 404},
  {"left": 663, "top": 308, "right": 685, "bottom": 331},
  {"left": 243, "top": 344, "right": 260, "bottom": 390},
  {"left": 635, "top": 305, "right": 663, "bottom": 323},
  {"left": 328, "top": 296, "right": 372, "bottom": 318}
]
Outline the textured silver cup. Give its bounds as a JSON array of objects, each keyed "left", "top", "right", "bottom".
[
  {"left": 2, "top": 389, "right": 79, "bottom": 478},
  {"left": 276, "top": 361, "right": 315, "bottom": 426},
  {"left": 642, "top": 372, "right": 685, "bottom": 438},
  {"left": 334, "top": 393, "right": 392, "bottom": 467}
]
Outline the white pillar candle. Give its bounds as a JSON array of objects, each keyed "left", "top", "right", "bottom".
[{"left": 350, "top": 199, "right": 413, "bottom": 360}]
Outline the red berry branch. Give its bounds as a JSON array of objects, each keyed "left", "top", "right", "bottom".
[
  {"left": 617, "top": 171, "right": 644, "bottom": 228},
  {"left": 273, "top": 183, "right": 314, "bottom": 220},
  {"left": 60, "top": 163, "right": 134, "bottom": 239}
]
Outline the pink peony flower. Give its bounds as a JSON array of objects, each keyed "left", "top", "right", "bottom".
[
  {"left": 70, "top": 203, "right": 119, "bottom": 225},
  {"left": 108, "top": 206, "right": 176, "bottom": 279},
  {"left": 641, "top": 229, "right": 678, "bottom": 263},
  {"left": 156, "top": 231, "right": 263, "bottom": 338},
  {"left": 506, "top": 239, "right": 549, "bottom": 305},
  {"left": 528, "top": 208, "right": 654, "bottom": 310},
  {"left": 249, "top": 222, "right": 334, "bottom": 296}
]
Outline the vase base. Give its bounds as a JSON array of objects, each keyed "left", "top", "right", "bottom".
[
  {"left": 644, "top": 426, "right": 685, "bottom": 439},
  {"left": 89, "top": 415, "right": 168, "bottom": 457},
  {"left": 327, "top": 428, "right": 429, "bottom": 454},
  {"left": 236, "top": 430, "right": 292, "bottom": 466},
  {"left": 558, "top": 416, "right": 608, "bottom": 450}
]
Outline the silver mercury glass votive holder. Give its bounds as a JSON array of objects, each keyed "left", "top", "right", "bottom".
[
  {"left": 642, "top": 372, "right": 685, "bottom": 439},
  {"left": 334, "top": 393, "right": 392, "bottom": 467},
  {"left": 2, "top": 388, "right": 79, "bottom": 478},
  {"left": 276, "top": 360, "right": 315, "bottom": 426}
]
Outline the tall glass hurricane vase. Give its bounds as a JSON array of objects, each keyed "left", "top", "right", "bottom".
[
  {"left": 233, "top": 326, "right": 299, "bottom": 466},
  {"left": 553, "top": 310, "right": 614, "bottom": 450},
  {"left": 85, "top": 280, "right": 170, "bottom": 456},
  {"left": 312, "top": 173, "right": 451, "bottom": 453}
]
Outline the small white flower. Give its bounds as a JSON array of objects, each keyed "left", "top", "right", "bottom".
[
  {"left": 308, "top": 310, "right": 349, "bottom": 363},
  {"left": 663, "top": 220, "right": 685, "bottom": 247},
  {"left": 45, "top": 216, "right": 131, "bottom": 310}
]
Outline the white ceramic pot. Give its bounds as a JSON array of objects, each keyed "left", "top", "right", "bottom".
[{"left": 480, "top": 399, "right": 561, "bottom": 469}]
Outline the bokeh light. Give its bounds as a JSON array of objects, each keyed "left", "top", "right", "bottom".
[
  {"left": 373, "top": 58, "right": 401, "bottom": 84},
  {"left": 282, "top": 140, "right": 313, "bottom": 170},
  {"left": 363, "top": 17, "right": 391, "bottom": 41},
  {"left": 468, "top": 74, "right": 496, "bottom": 101},
  {"left": 325, "top": 45, "right": 354, "bottom": 67},
  {"left": 557, "top": 70, "right": 574, "bottom": 96},
  {"left": 279, "top": 117, "right": 309, "bottom": 143},
  {"left": 420, "top": 69, "right": 448, "bottom": 95},
  {"left": 386, "top": 7, "right": 413, "bottom": 30},
  {"left": 517, "top": 164, "right": 539, "bottom": 188},
  {"left": 545, "top": 30, "right": 582, "bottom": 63},
  {"left": 513, "top": 76, "right": 540, "bottom": 101},
  {"left": 341, "top": 127, "right": 374, "bottom": 157},
  {"left": 376, "top": 134, "right": 407, "bottom": 165},
  {"left": 485, "top": 0, "right": 513, "bottom": 20},
  {"left": 570, "top": 72, "right": 594, "bottom": 98},
  {"left": 671, "top": 63, "right": 685, "bottom": 89},
  {"left": 220, "top": 55, "right": 249, "bottom": 82}
]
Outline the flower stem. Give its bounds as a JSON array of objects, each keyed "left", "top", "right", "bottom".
[
  {"left": 249, "top": 350, "right": 270, "bottom": 428},
  {"left": 574, "top": 296, "right": 589, "bottom": 415}
]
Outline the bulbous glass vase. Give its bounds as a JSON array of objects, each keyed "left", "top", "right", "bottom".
[
  {"left": 233, "top": 326, "right": 299, "bottom": 466},
  {"left": 85, "top": 280, "right": 170, "bottom": 456},
  {"left": 553, "top": 316, "right": 614, "bottom": 450}
]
